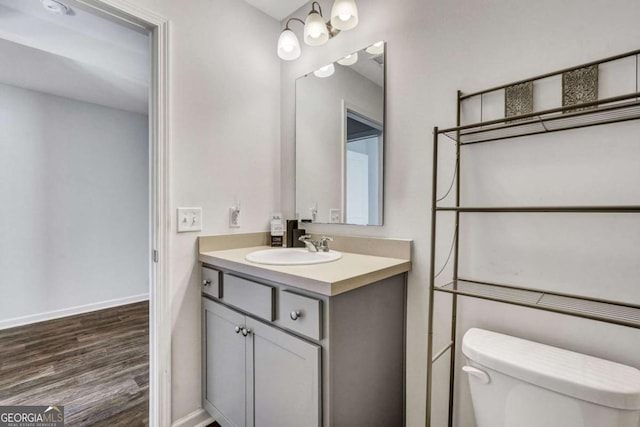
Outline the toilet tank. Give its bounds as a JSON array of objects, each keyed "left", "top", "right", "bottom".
[{"left": 462, "top": 328, "right": 640, "bottom": 427}]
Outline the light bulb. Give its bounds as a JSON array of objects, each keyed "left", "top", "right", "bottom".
[
  {"left": 330, "top": 0, "right": 358, "bottom": 30},
  {"left": 304, "top": 11, "right": 329, "bottom": 46},
  {"left": 277, "top": 29, "right": 301, "bottom": 61}
]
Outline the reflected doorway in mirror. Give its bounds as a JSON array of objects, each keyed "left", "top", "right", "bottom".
[{"left": 343, "top": 108, "right": 383, "bottom": 225}]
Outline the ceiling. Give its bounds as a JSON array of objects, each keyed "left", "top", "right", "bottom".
[
  {"left": 243, "top": 0, "right": 309, "bottom": 20},
  {"left": 0, "top": 0, "right": 149, "bottom": 114}
]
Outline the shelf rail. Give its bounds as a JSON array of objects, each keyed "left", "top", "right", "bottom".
[
  {"left": 435, "top": 279, "right": 640, "bottom": 329},
  {"left": 435, "top": 205, "right": 640, "bottom": 213},
  {"left": 459, "top": 49, "right": 640, "bottom": 100},
  {"left": 439, "top": 95, "right": 640, "bottom": 144}
]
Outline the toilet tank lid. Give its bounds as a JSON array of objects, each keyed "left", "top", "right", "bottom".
[{"left": 462, "top": 328, "right": 640, "bottom": 410}]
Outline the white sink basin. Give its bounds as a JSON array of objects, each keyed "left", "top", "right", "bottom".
[{"left": 245, "top": 248, "right": 342, "bottom": 266}]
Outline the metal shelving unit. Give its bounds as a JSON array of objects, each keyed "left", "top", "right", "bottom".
[{"left": 426, "top": 48, "right": 640, "bottom": 427}]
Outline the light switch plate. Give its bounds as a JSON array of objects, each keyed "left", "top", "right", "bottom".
[{"left": 177, "top": 207, "right": 202, "bottom": 232}]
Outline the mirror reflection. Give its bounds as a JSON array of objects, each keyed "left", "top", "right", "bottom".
[{"left": 295, "top": 41, "right": 385, "bottom": 225}]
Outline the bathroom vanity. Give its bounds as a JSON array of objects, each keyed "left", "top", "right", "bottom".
[{"left": 199, "top": 236, "right": 411, "bottom": 427}]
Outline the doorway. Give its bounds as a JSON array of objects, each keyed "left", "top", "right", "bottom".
[{"left": 0, "top": 0, "right": 169, "bottom": 424}]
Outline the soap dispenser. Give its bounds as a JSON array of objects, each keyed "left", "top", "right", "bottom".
[{"left": 270, "top": 213, "right": 284, "bottom": 247}]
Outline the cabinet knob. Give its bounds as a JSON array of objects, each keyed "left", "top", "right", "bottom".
[
  {"left": 241, "top": 327, "right": 251, "bottom": 337},
  {"left": 202, "top": 279, "right": 212, "bottom": 287},
  {"left": 234, "top": 325, "right": 241, "bottom": 334},
  {"left": 290, "top": 310, "right": 302, "bottom": 321}
]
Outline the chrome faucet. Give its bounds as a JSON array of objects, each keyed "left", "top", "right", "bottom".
[{"left": 298, "top": 235, "right": 333, "bottom": 252}]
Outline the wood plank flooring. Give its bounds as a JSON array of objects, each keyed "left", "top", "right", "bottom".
[{"left": 0, "top": 301, "right": 149, "bottom": 426}]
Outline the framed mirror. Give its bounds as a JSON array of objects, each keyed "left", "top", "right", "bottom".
[{"left": 295, "top": 41, "right": 385, "bottom": 225}]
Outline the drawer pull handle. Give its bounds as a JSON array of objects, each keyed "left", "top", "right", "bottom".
[
  {"left": 290, "top": 310, "right": 302, "bottom": 321},
  {"left": 241, "top": 327, "right": 251, "bottom": 337},
  {"left": 202, "top": 279, "right": 212, "bottom": 287}
]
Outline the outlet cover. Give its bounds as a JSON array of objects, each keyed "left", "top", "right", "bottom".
[
  {"left": 329, "top": 208, "right": 341, "bottom": 223},
  {"left": 229, "top": 207, "right": 240, "bottom": 228},
  {"left": 177, "top": 207, "right": 202, "bottom": 232}
]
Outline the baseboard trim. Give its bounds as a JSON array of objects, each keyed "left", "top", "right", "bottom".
[
  {"left": 0, "top": 293, "right": 149, "bottom": 330},
  {"left": 172, "top": 408, "right": 214, "bottom": 427}
]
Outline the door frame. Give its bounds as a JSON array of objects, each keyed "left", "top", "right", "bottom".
[{"left": 73, "top": 1, "right": 171, "bottom": 425}]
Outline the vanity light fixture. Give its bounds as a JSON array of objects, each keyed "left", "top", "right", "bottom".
[
  {"left": 277, "top": 0, "right": 359, "bottom": 61},
  {"left": 337, "top": 52, "right": 358, "bottom": 66},
  {"left": 313, "top": 63, "right": 335, "bottom": 78}
]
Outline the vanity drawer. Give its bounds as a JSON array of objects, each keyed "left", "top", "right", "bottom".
[
  {"left": 279, "top": 290, "right": 322, "bottom": 340},
  {"left": 223, "top": 274, "right": 275, "bottom": 321},
  {"left": 201, "top": 267, "right": 221, "bottom": 299}
]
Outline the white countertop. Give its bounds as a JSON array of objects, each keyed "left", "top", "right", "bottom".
[{"left": 199, "top": 246, "right": 411, "bottom": 296}]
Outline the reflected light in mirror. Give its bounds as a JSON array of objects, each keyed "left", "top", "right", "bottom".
[
  {"left": 337, "top": 52, "right": 358, "bottom": 66},
  {"left": 313, "top": 63, "right": 335, "bottom": 78},
  {"left": 365, "top": 41, "right": 384, "bottom": 55}
]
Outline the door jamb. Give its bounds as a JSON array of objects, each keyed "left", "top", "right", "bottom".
[{"left": 72, "top": 1, "right": 171, "bottom": 425}]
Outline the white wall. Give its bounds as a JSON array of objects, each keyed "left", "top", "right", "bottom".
[
  {"left": 280, "top": 1, "right": 640, "bottom": 426},
  {"left": 296, "top": 64, "right": 383, "bottom": 223},
  {"left": 128, "top": 0, "right": 282, "bottom": 422},
  {"left": 0, "top": 83, "right": 148, "bottom": 328}
]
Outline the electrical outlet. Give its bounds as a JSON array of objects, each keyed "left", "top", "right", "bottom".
[
  {"left": 177, "top": 207, "right": 202, "bottom": 232},
  {"left": 330, "top": 208, "right": 341, "bottom": 223},
  {"left": 229, "top": 207, "right": 240, "bottom": 228}
]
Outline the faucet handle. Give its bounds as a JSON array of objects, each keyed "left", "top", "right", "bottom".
[
  {"left": 298, "top": 234, "right": 319, "bottom": 252},
  {"left": 318, "top": 236, "right": 333, "bottom": 252}
]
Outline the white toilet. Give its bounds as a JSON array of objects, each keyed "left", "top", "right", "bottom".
[{"left": 462, "top": 328, "right": 640, "bottom": 427}]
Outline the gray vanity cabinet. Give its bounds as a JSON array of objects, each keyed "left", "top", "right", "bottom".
[
  {"left": 203, "top": 297, "right": 321, "bottom": 427},
  {"left": 202, "top": 265, "right": 406, "bottom": 427}
]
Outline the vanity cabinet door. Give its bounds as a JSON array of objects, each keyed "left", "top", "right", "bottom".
[
  {"left": 247, "top": 318, "right": 321, "bottom": 427},
  {"left": 203, "top": 299, "right": 248, "bottom": 427}
]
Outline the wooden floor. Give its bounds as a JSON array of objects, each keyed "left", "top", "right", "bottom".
[{"left": 0, "top": 301, "right": 149, "bottom": 426}]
